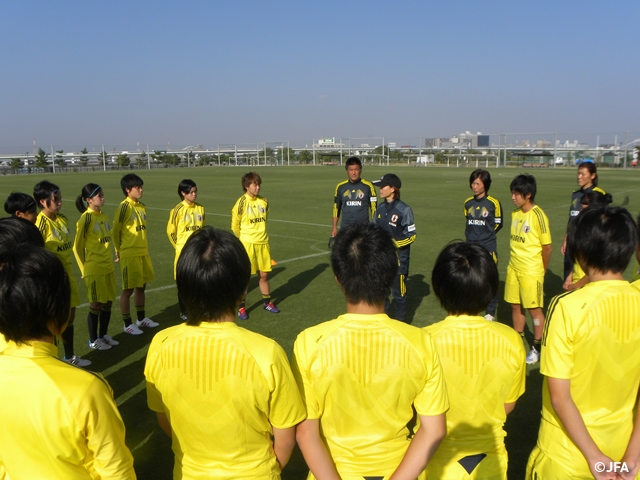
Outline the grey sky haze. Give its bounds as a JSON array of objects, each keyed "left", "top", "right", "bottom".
[{"left": 2, "top": 1, "right": 639, "bottom": 153}]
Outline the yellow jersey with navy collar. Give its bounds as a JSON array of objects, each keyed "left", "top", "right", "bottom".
[
  {"left": 73, "top": 208, "right": 114, "bottom": 277},
  {"left": 36, "top": 211, "right": 74, "bottom": 271},
  {"left": 508, "top": 205, "right": 551, "bottom": 276},
  {"left": 167, "top": 201, "right": 205, "bottom": 277},
  {"left": 231, "top": 193, "right": 269, "bottom": 245},
  {"left": 112, "top": 196, "right": 149, "bottom": 258}
]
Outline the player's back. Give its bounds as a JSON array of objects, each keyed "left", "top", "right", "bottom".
[
  {"left": 426, "top": 316, "right": 525, "bottom": 456},
  {"left": 540, "top": 280, "right": 640, "bottom": 462},
  {"left": 293, "top": 313, "right": 448, "bottom": 477}
]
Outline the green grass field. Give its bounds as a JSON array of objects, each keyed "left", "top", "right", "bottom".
[{"left": 2, "top": 165, "right": 639, "bottom": 479}]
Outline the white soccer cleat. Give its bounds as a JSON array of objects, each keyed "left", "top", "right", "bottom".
[
  {"left": 64, "top": 355, "right": 92, "bottom": 367},
  {"left": 136, "top": 317, "right": 159, "bottom": 328},
  {"left": 124, "top": 324, "right": 144, "bottom": 335},
  {"left": 101, "top": 335, "right": 120, "bottom": 346},
  {"left": 526, "top": 347, "right": 540, "bottom": 365},
  {"left": 89, "top": 338, "right": 112, "bottom": 350}
]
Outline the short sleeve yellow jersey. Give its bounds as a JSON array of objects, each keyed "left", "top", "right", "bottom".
[
  {"left": 112, "top": 197, "right": 149, "bottom": 258},
  {"left": 231, "top": 193, "right": 269, "bottom": 245},
  {"left": 145, "top": 322, "right": 305, "bottom": 479},
  {"left": 508, "top": 205, "right": 551, "bottom": 276},
  {"left": 425, "top": 315, "right": 526, "bottom": 458},
  {"left": 166, "top": 201, "right": 205, "bottom": 277},
  {"left": 36, "top": 211, "right": 74, "bottom": 272},
  {"left": 539, "top": 280, "right": 640, "bottom": 471},
  {"left": 73, "top": 209, "right": 114, "bottom": 277},
  {"left": 572, "top": 260, "right": 586, "bottom": 284},
  {"left": 0, "top": 341, "right": 135, "bottom": 479},
  {"left": 292, "top": 313, "right": 449, "bottom": 478}
]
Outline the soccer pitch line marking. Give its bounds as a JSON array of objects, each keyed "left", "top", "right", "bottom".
[
  {"left": 104, "top": 203, "right": 332, "bottom": 228},
  {"left": 77, "top": 251, "right": 329, "bottom": 310}
]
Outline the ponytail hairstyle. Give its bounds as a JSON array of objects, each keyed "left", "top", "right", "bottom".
[
  {"left": 4, "top": 192, "right": 37, "bottom": 217},
  {"left": 75, "top": 183, "right": 102, "bottom": 213}
]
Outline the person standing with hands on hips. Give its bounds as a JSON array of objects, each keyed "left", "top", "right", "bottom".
[{"left": 372, "top": 173, "right": 416, "bottom": 323}]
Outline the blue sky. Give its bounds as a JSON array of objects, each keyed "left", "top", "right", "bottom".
[{"left": 1, "top": 1, "right": 639, "bottom": 153}]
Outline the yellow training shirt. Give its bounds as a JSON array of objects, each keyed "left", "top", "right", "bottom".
[
  {"left": 231, "top": 193, "right": 269, "bottom": 245},
  {"left": 508, "top": 205, "right": 551, "bottom": 276},
  {"left": 36, "top": 211, "right": 74, "bottom": 272},
  {"left": 73, "top": 208, "right": 114, "bottom": 277},
  {"left": 145, "top": 321, "right": 306, "bottom": 479},
  {"left": 112, "top": 197, "right": 149, "bottom": 258},
  {"left": 572, "top": 261, "right": 586, "bottom": 284},
  {"left": 292, "top": 313, "right": 449, "bottom": 478},
  {"left": 425, "top": 316, "right": 525, "bottom": 461},
  {"left": 166, "top": 201, "right": 205, "bottom": 277},
  {"left": 539, "top": 280, "right": 640, "bottom": 474},
  {"left": 0, "top": 341, "right": 135, "bottom": 479}
]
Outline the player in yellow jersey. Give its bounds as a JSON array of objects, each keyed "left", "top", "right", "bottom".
[
  {"left": 426, "top": 242, "right": 526, "bottom": 479},
  {"left": 34, "top": 180, "right": 89, "bottom": 367},
  {"left": 145, "top": 226, "right": 305, "bottom": 478},
  {"left": 113, "top": 173, "right": 158, "bottom": 335},
  {"left": 231, "top": 172, "right": 279, "bottom": 319},
  {"left": 0, "top": 244, "right": 135, "bottom": 479},
  {"left": 526, "top": 205, "right": 640, "bottom": 480},
  {"left": 293, "top": 222, "right": 448, "bottom": 480},
  {"left": 167, "top": 179, "right": 205, "bottom": 319},
  {"left": 505, "top": 174, "right": 552, "bottom": 364},
  {"left": 74, "top": 183, "right": 119, "bottom": 352}
]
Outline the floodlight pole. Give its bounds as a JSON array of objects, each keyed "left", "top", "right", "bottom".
[
  {"left": 147, "top": 144, "right": 150, "bottom": 169},
  {"left": 51, "top": 145, "right": 55, "bottom": 174}
]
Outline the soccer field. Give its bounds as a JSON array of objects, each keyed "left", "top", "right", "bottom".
[{"left": 2, "top": 165, "right": 639, "bottom": 479}]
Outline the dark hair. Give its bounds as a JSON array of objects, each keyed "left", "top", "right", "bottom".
[
  {"left": 241, "top": 172, "right": 262, "bottom": 191},
  {"left": 578, "top": 162, "right": 598, "bottom": 188},
  {"left": 4, "top": 192, "right": 37, "bottom": 217},
  {"left": 120, "top": 173, "right": 143, "bottom": 196},
  {"left": 568, "top": 205, "right": 638, "bottom": 274},
  {"left": 345, "top": 156, "right": 362, "bottom": 170},
  {"left": 0, "top": 217, "right": 44, "bottom": 250},
  {"left": 33, "top": 180, "right": 60, "bottom": 209},
  {"left": 469, "top": 169, "right": 492, "bottom": 194},
  {"left": 432, "top": 242, "right": 498, "bottom": 315},
  {"left": 178, "top": 179, "right": 197, "bottom": 199},
  {"left": 580, "top": 191, "right": 612, "bottom": 207},
  {"left": 176, "top": 226, "right": 250, "bottom": 324},
  {"left": 75, "top": 183, "right": 102, "bottom": 213},
  {"left": 510, "top": 174, "right": 537, "bottom": 203},
  {"left": 0, "top": 244, "right": 70, "bottom": 343},
  {"left": 331, "top": 222, "right": 397, "bottom": 306}
]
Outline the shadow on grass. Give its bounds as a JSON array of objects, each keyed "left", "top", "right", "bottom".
[
  {"left": 505, "top": 368, "right": 543, "bottom": 479},
  {"left": 271, "top": 263, "right": 330, "bottom": 304},
  {"left": 246, "top": 264, "right": 330, "bottom": 314},
  {"left": 405, "top": 273, "right": 431, "bottom": 324}
]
